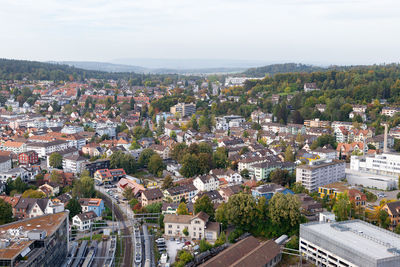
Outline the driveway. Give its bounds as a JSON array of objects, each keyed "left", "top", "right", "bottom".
[
  {"left": 166, "top": 239, "right": 184, "bottom": 264},
  {"left": 367, "top": 189, "right": 399, "bottom": 205}
]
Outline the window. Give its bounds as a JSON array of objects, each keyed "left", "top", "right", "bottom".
[
  {"left": 168, "top": 224, "right": 172, "bottom": 228},
  {"left": 168, "top": 230, "right": 172, "bottom": 234}
]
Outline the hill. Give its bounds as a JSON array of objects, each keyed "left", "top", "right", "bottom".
[{"left": 242, "top": 63, "right": 326, "bottom": 77}]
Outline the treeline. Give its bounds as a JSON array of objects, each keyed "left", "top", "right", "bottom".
[
  {"left": 243, "top": 63, "right": 327, "bottom": 77},
  {"left": 0, "top": 58, "right": 181, "bottom": 84}
]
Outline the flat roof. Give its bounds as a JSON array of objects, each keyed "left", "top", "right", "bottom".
[
  {"left": 301, "top": 220, "right": 400, "bottom": 260},
  {"left": 0, "top": 212, "right": 68, "bottom": 260}
]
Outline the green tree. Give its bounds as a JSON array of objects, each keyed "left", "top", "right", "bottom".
[
  {"left": 199, "top": 239, "right": 212, "bottom": 252},
  {"left": 213, "top": 147, "right": 228, "bottom": 169},
  {"left": 180, "top": 154, "right": 200, "bottom": 178},
  {"left": 65, "top": 198, "right": 82, "bottom": 220},
  {"left": 123, "top": 187, "right": 135, "bottom": 200},
  {"left": 49, "top": 152, "right": 63, "bottom": 169},
  {"left": 73, "top": 174, "right": 95, "bottom": 198},
  {"left": 194, "top": 195, "right": 214, "bottom": 220},
  {"left": 333, "top": 193, "right": 351, "bottom": 221},
  {"left": 183, "top": 227, "right": 189, "bottom": 236},
  {"left": 190, "top": 114, "right": 198, "bottom": 131},
  {"left": 395, "top": 224, "right": 400, "bottom": 235},
  {"left": 223, "top": 193, "right": 258, "bottom": 230},
  {"left": 378, "top": 209, "right": 391, "bottom": 229},
  {"left": 145, "top": 202, "right": 162, "bottom": 213},
  {"left": 148, "top": 154, "right": 165, "bottom": 176},
  {"left": 177, "top": 202, "right": 189, "bottom": 215},
  {"left": 50, "top": 171, "right": 62, "bottom": 184},
  {"left": 138, "top": 149, "right": 156, "bottom": 167},
  {"left": 240, "top": 169, "right": 250, "bottom": 179},
  {"left": 22, "top": 189, "right": 46, "bottom": 199},
  {"left": 215, "top": 202, "right": 228, "bottom": 228},
  {"left": 0, "top": 199, "right": 13, "bottom": 225},
  {"left": 284, "top": 145, "right": 295, "bottom": 162},
  {"left": 269, "top": 169, "right": 291, "bottom": 186},
  {"left": 161, "top": 175, "right": 174, "bottom": 190},
  {"left": 171, "top": 143, "right": 188, "bottom": 162},
  {"left": 269, "top": 193, "right": 301, "bottom": 227}
]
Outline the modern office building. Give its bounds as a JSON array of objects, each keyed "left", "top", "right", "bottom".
[
  {"left": 0, "top": 212, "right": 69, "bottom": 267},
  {"left": 300, "top": 220, "right": 400, "bottom": 267},
  {"left": 170, "top": 102, "right": 196, "bottom": 118},
  {"left": 351, "top": 152, "right": 400, "bottom": 177},
  {"left": 296, "top": 159, "right": 346, "bottom": 192}
]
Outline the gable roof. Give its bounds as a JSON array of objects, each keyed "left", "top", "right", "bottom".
[{"left": 142, "top": 188, "right": 163, "bottom": 200}]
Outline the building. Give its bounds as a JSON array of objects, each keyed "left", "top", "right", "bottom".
[
  {"left": 62, "top": 154, "right": 87, "bottom": 174},
  {"left": 0, "top": 140, "right": 27, "bottom": 153},
  {"left": 351, "top": 152, "right": 400, "bottom": 178},
  {"left": 170, "top": 102, "right": 196, "bottom": 117},
  {"left": 382, "top": 201, "right": 400, "bottom": 230},
  {"left": 18, "top": 151, "right": 39, "bottom": 165},
  {"left": 141, "top": 188, "right": 164, "bottom": 206},
  {"left": 252, "top": 161, "right": 295, "bottom": 181},
  {"left": 296, "top": 159, "right": 346, "bottom": 192},
  {"left": 163, "top": 184, "right": 198, "bottom": 203},
  {"left": 297, "top": 193, "right": 323, "bottom": 221},
  {"left": 78, "top": 198, "right": 105, "bottom": 217},
  {"left": 199, "top": 236, "right": 281, "bottom": 267},
  {"left": 304, "top": 82, "right": 320, "bottom": 92},
  {"left": 381, "top": 106, "right": 400, "bottom": 117},
  {"left": 72, "top": 211, "right": 100, "bottom": 231},
  {"left": 83, "top": 159, "right": 110, "bottom": 176},
  {"left": 163, "top": 211, "right": 219, "bottom": 241},
  {"left": 193, "top": 175, "right": 220, "bottom": 192},
  {"left": 0, "top": 155, "right": 12, "bottom": 172},
  {"left": 94, "top": 168, "right": 126, "bottom": 184},
  {"left": 26, "top": 140, "right": 70, "bottom": 158},
  {"left": 251, "top": 183, "right": 294, "bottom": 201},
  {"left": 14, "top": 198, "right": 65, "bottom": 220},
  {"left": 0, "top": 212, "right": 69, "bottom": 267},
  {"left": 300, "top": 220, "right": 400, "bottom": 267}
]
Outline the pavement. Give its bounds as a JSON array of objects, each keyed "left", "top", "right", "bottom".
[
  {"left": 166, "top": 239, "right": 184, "bottom": 264},
  {"left": 366, "top": 189, "right": 400, "bottom": 205}
]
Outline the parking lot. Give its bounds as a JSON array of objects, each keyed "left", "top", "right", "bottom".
[{"left": 165, "top": 239, "right": 184, "bottom": 264}]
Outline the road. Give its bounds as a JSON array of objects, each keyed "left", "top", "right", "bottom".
[{"left": 98, "top": 190, "right": 133, "bottom": 267}]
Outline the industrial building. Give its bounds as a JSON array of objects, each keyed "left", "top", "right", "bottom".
[{"left": 300, "top": 220, "right": 400, "bottom": 267}]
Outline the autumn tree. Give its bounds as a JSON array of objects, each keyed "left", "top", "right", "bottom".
[
  {"left": 148, "top": 154, "right": 165, "bottom": 176},
  {"left": 269, "top": 193, "right": 301, "bottom": 228},
  {"left": 177, "top": 202, "right": 189, "bottom": 215},
  {"left": 161, "top": 175, "right": 174, "bottom": 190},
  {"left": 333, "top": 193, "right": 351, "bottom": 221},
  {"left": 22, "top": 189, "right": 46, "bottom": 199},
  {"left": 49, "top": 152, "right": 63, "bottom": 169}
]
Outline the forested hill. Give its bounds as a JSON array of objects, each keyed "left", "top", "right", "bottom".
[
  {"left": 242, "top": 63, "right": 326, "bottom": 77},
  {"left": 0, "top": 58, "right": 146, "bottom": 81}
]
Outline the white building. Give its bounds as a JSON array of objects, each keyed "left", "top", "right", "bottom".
[
  {"left": 170, "top": 103, "right": 196, "bottom": 118},
  {"left": 350, "top": 152, "right": 400, "bottom": 178},
  {"left": 0, "top": 141, "right": 27, "bottom": 153},
  {"left": 62, "top": 155, "right": 88, "bottom": 174},
  {"left": 381, "top": 107, "right": 400, "bottom": 117},
  {"left": 0, "top": 156, "right": 12, "bottom": 173},
  {"left": 72, "top": 211, "right": 99, "bottom": 231},
  {"left": 26, "top": 140, "right": 70, "bottom": 158},
  {"left": 61, "top": 125, "right": 84, "bottom": 134},
  {"left": 296, "top": 159, "right": 346, "bottom": 192},
  {"left": 193, "top": 175, "right": 220, "bottom": 192}
]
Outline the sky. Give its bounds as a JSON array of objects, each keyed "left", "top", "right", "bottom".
[{"left": 0, "top": 0, "right": 399, "bottom": 66}]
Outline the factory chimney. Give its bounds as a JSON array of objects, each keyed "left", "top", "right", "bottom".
[{"left": 383, "top": 123, "right": 388, "bottom": 153}]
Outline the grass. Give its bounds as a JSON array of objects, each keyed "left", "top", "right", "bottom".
[
  {"left": 130, "top": 170, "right": 148, "bottom": 178},
  {"left": 114, "top": 235, "right": 124, "bottom": 267},
  {"left": 79, "top": 234, "right": 103, "bottom": 242}
]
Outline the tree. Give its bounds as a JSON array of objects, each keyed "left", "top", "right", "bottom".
[
  {"left": 177, "top": 202, "right": 189, "bottom": 215},
  {"left": 148, "top": 154, "right": 165, "bottom": 176},
  {"left": 145, "top": 202, "right": 162, "bottom": 213},
  {"left": 194, "top": 195, "right": 214, "bottom": 220},
  {"left": 162, "top": 175, "right": 174, "bottom": 190},
  {"left": 290, "top": 182, "right": 309, "bottom": 194},
  {"left": 269, "top": 193, "right": 301, "bottom": 228},
  {"left": 214, "top": 231, "right": 226, "bottom": 247},
  {"left": 183, "top": 227, "right": 189, "bottom": 236},
  {"left": 22, "top": 189, "right": 46, "bottom": 199},
  {"left": 333, "top": 193, "right": 351, "bottom": 221},
  {"left": 171, "top": 143, "right": 188, "bottom": 162},
  {"left": 240, "top": 169, "right": 250, "bottom": 179},
  {"left": 73, "top": 175, "right": 95, "bottom": 198},
  {"left": 284, "top": 145, "right": 295, "bottom": 162},
  {"left": 215, "top": 202, "right": 228, "bottom": 228},
  {"left": 66, "top": 198, "right": 82, "bottom": 220},
  {"left": 395, "top": 224, "right": 400, "bottom": 235},
  {"left": 0, "top": 199, "right": 13, "bottom": 225},
  {"left": 50, "top": 171, "right": 62, "bottom": 184},
  {"left": 269, "top": 169, "right": 291, "bottom": 186},
  {"left": 49, "top": 152, "right": 63, "bottom": 169},
  {"left": 190, "top": 114, "right": 198, "bottom": 131},
  {"left": 123, "top": 187, "right": 135, "bottom": 200},
  {"left": 223, "top": 193, "right": 258, "bottom": 230},
  {"left": 213, "top": 147, "right": 228, "bottom": 169},
  {"left": 378, "top": 209, "right": 391, "bottom": 229},
  {"left": 138, "top": 149, "right": 156, "bottom": 167},
  {"left": 199, "top": 239, "right": 212, "bottom": 252},
  {"left": 180, "top": 154, "right": 200, "bottom": 178}
]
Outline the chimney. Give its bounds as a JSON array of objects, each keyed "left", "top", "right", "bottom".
[{"left": 384, "top": 123, "right": 388, "bottom": 153}]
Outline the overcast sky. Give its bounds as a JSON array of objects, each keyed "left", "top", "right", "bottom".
[{"left": 0, "top": 0, "right": 399, "bottom": 66}]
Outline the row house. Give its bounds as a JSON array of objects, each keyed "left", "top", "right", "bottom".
[
  {"left": 140, "top": 188, "right": 164, "bottom": 206},
  {"left": 163, "top": 183, "right": 198, "bottom": 203}
]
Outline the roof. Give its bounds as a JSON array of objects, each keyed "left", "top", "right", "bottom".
[
  {"left": 0, "top": 212, "right": 68, "bottom": 260},
  {"left": 79, "top": 198, "right": 102, "bottom": 207},
  {"left": 200, "top": 236, "right": 280, "bottom": 267},
  {"left": 142, "top": 188, "right": 163, "bottom": 200},
  {"left": 301, "top": 220, "right": 400, "bottom": 261},
  {"left": 75, "top": 211, "right": 98, "bottom": 221},
  {"left": 163, "top": 214, "right": 193, "bottom": 224},
  {"left": 385, "top": 201, "right": 400, "bottom": 216}
]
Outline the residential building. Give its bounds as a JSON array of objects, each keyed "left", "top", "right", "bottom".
[
  {"left": 219, "top": 184, "right": 243, "bottom": 202},
  {"left": 0, "top": 155, "right": 12, "bottom": 172},
  {"left": 18, "top": 151, "right": 39, "bottom": 165},
  {"left": 26, "top": 140, "right": 70, "bottom": 158},
  {"left": 304, "top": 82, "right": 319, "bottom": 92},
  {"left": 38, "top": 182, "right": 60, "bottom": 197},
  {"left": 14, "top": 198, "right": 64, "bottom": 220},
  {"left": 193, "top": 175, "right": 220, "bottom": 192},
  {"left": 304, "top": 118, "right": 330, "bottom": 128},
  {"left": 79, "top": 198, "right": 105, "bottom": 217},
  {"left": 251, "top": 183, "right": 294, "bottom": 201},
  {"left": 297, "top": 193, "right": 323, "bottom": 221},
  {"left": 94, "top": 168, "right": 126, "bottom": 183},
  {"left": 141, "top": 188, "right": 164, "bottom": 206},
  {"left": 72, "top": 211, "right": 100, "bottom": 231},
  {"left": 382, "top": 201, "right": 400, "bottom": 230},
  {"left": 296, "top": 159, "right": 346, "bottom": 192},
  {"left": 117, "top": 178, "right": 145, "bottom": 196},
  {"left": 170, "top": 102, "right": 196, "bottom": 117},
  {"left": 0, "top": 212, "right": 69, "bottom": 267},
  {"left": 0, "top": 140, "right": 27, "bottom": 153},
  {"left": 83, "top": 159, "right": 110, "bottom": 176},
  {"left": 381, "top": 106, "right": 400, "bottom": 117},
  {"left": 162, "top": 202, "right": 179, "bottom": 214},
  {"left": 300, "top": 220, "right": 400, "bottom": 267},
  {"left": 199, "top": 236, "right": 281, "bottom": 267},
  {"left": 62, "top": 154, "right": 87, "bottom": 174},
  {"left": 163, "top": 211, "right": 219, "bottom": 241},
  {"left": 252, "top": 161, "right": 295, "bottom": 181},
  {"left": 163, "top": 183, "right": 198, "bottom": 203}
]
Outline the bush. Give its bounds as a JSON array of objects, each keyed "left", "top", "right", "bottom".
[
  {"left": 199, "top": 239, "right": 212, "bottom": 252},
  {"left": 228, "top": 228, "right": 244, "bottom": 243},
  {"left": 285, "top": 236, "right": 299, "bottom": 250},
  {"left": 214, "top": 232, "right": 226, "bottom": 247}
]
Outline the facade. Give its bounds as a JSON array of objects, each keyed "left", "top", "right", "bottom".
[
  {"left": 14, "top": 198, "right": 64, "bottom": 220},
  {"left": 381, "top": 106, "right": 400, "bottom": 117},
  {"left": 350, "top": 152, "right": 400, "bottom": 178},
  {"left": 300, "top": 220, "right": 400, "bottom": 267},
  {"left": 382, "top": 201, "right": 400, "bottom": 230},
  {"left": 94, "top": 168, "right": 126, "bottom": 183},
  {"left": 252, "top": 183, "right": 294, "bottom": 201},
  {"left": 83, "top": 159, "right": 110, "bottom": 176},
  {"left": 72, "top": 211, "right": 99, "bottom": 231},
  {"left": 0, "top": 141, "right": 27, "bottom": 153},
  {"left": 0, "top": 156, "right": 12, "bottom": 173},
  {"left": 18, "top": 151, "right": 39, "bottom": 165},
  {"left": 193, "top": 175, "right": 220, "bottom": 192},
  {"left": 170, "top": 102, "right": 196, "bottom": 117},
  {"left": 163, "top": 211, "right": 219, "bottom": 241},
  {"left": 78, "top": 198, "right": 105, "bottom": 217},
  {"left": 0, "top": 212, "right": 69, "bottom": 267},
  {"left": 252, "top": 161, "right": 295, "bottom": 181},
  {"left": 141, "top": 188, "right": 164, "bottom": 206},
  {"left": 163, "top": 184, "right": 198, "bottom": 203},
  {"left": 62, "top": 154, "right": 87, "bottom": 174},
  {"left": 296, "top": 159, "right": 346, "bottom": 192},
  {"left": 26, "top": 140, "right": 70, "bottom": 158}
]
